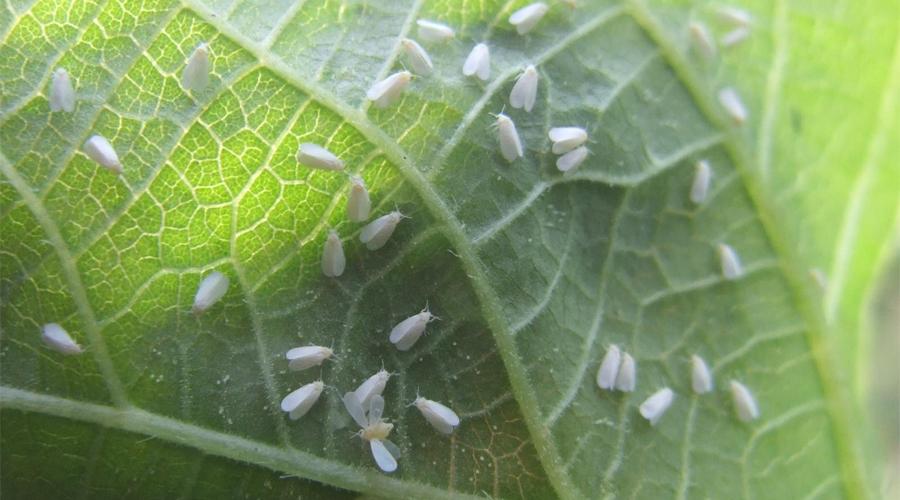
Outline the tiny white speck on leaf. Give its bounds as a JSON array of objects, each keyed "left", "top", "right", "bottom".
[
  {"left": 690, "top": 160, "right": 712, "bottom": 204},
  {"left": 285, "top": 345, "right": 334, "bottom": 371},
  {"left": 359, "top": 211, "right": 404, "bottom": 250},
  {"left": 389, "top": 308, "right": 437, "bottom": 351},
  {"left": 347, "top": 175, "right": 371, "bottom": 222},
  {"left": 556, "top": 146, "right": 588, "bottom": 173},
  {"left": 614, "top": 352, "right": 636, "bottom": 392},
  {"left": 343, "top": 393, "right": 399, "bottom": 473},
  {"left": 83, "top": 135, "right": 122, "bottom": 174},
  {"left": 49, "top": 68, "right": 75, "bottom": 112},
  {"left": 181, "top": 42, "right": 210, "bottom": 91},
  {"left": 717, "top": 6, "right": 752, "bottom": 27},
  {"left": 321, "top": 230, "right": 346, "bottom": 277},
  {"left": 509, "top": 65, "right": 539, "bottom": 112},
  {"left": 413, "top": 396, "right": 460, "bottom": 434},
  {"left": 509, "top": 2, "right": 550, "bottom": 35},
  {"left": 494, "top": 113, "right": 524, "bottom": 162},
  {"left": 596, "top": 345, "right": 621, "bottom": 390},
  {"left": 689, "top": 22, "right": 717, "bottom": 60},
  {"left": 280, "top": 381, "right": 325, "bottom": 420},
  {"left": 366, "top": 71, "right": 412, "bottom": 109},
  {"left": 400, "top": 38, "right": 433, "bottom": 75},
  {"left": 192, "top": 271, "right": 230, "bottom": 315},
  {"left": 354, "top": 369, "right": 391, "bottom": 409},
  {"left": 297, "top": 143, "right": 344, "bottom": 171},
  {"left": 463, "top": 43, "right": 491, "bottom": 81},
  {"left": 721, "top": 27, "right": 751, "bottom": 47},
  {"left": 548, "top": 126, "right": 588, "bottom": 154},
  {"left": 690, "top": 354, "right": 713, "bottom": 394},
  {"left": 40, "top": 323, "right": 82, "bottom": 355},
  {"left": 718, "top": 87, "right": 748, "bottom": 124},
  {"left": 416, "top": 19, "right": 455, "bottom": 43},
  {"left": 639, "top": 387, "right": 674, "bottom": 426},
  {"left": 730, "top": 380, "right": 759, "bottom": 421},
  {"left": 718, "top": 243, "right": 743, "bottom": 280}
]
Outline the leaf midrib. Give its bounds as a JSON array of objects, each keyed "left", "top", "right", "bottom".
[{"left": 1, "top": 0, "right": 870, "bottom": 498}]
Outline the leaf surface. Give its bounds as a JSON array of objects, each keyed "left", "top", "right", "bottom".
[{"left": 2, "top": 0, "right": 896, "bottom": 498}]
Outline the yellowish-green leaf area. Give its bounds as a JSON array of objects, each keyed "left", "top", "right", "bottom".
[{"left": 1, "top": 0, "right": 891, "bottom": 499}]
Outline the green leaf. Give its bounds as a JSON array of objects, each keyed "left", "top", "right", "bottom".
[{"left": 1, "top": 0, "right": 895, "bottom": 499}]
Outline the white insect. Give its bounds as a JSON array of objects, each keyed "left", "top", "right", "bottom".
[
  {"left": 689, "top": 21, "right": 717, "bottom": 60},
  {"left": 548, "top": 126, "right": 587, "bottom": 154},
  {"left": 343, "top": 393, "right": 400, "bottom": 473},
  {"left": 556, "top": 146, "right": 588, "bottom": 173},
  {"left": 494, "top": 113, "right": 524, "bottom": 162},
  {"left": 509, "top": 64, "right": 539, "bottom": 112},
  {"left": 729, "top": 380, "right": 759, "bottom": 421},
  {"left": 639, "top": 387, "right": 675, "bottom": 426},
  {"left": 509, "top": 2, "right": 550, "bottom": 35},
  {"left": 321, "top": 230, "right": 346, "bottom": 278},
  {"left": 400, "top": 38, "right": 433, "bottom": 75},
  {"left": 49, "top": 68, "right": 75, "bottom": 112},
  {"left": 347, "top": 175, "right": 371, "bottom": 222},
  {"left": 718, "top": 87, "right": 748, "bottom": 124},
  {"left": 614, "top": 352, "right": 636, "bottom": 392},
  {"left": 181, "top": 42, "right": 210, "bottom": 91},
  {"left": 416, "top": 19, "right": 455, "bottom": 43},
  {"left": 286, "top": 345, "right": 335, "bottom": 371},
  {"left": 596, "top": 344, "right": 621, "bottom": 390},
  {"left": 354, "top": 369, "right": 391, "bottom": 409},
  {"left": 192, "top": 270, "right": 230, "bottom": 315},
  {"left": 721, "top": 27, "right": 750, "bottom": 47},
  {"left": 297, "top": 143, "right": 344, "bottom": 171},
  {"left": 366, "top": 70, "right": 412, "bottom": 109},
  {"left": 690, "top": 354, "right": 713, "bottom": 394},
  {"left": 690, "top": 160, "right": 712, "bottom": 204},
  {"left": 717, "top": 6, "right": 752, "bottom": 27},
  {"left": 389, "top": 308, "right": 437, "bottom": 351},
  {"left": 280, "top": 381, "right": 325, "bottom": 420},
  {"left": 463, "top": 43, "right": 491, "bottom": 81},
  {"left": 413, "top": 396, "right": 460, "bottom": 434},
  {"left": 359, "top": 211, "right": 404, "bottom": 250},
  {"left": 718, "top": 243, "right": 743, "bottom": 280},
  {"left": 810, "top": 268, "right": 828, "bottom": 290},
  {"left": 40, "top": 323, "right": 82, "bottom": 355},
  {"left": 83, "top": 135, "right": 122, "bottom": 174}
]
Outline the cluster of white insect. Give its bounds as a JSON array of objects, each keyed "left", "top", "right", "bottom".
[
  {"left": 596, "top": 348, "right": 759, "bottom": 426},
  {"left": 273, "top": 357, "right": 460, "bottom": 472},
  {"left": 687, "top": 8, "right": 752, "bottom": 124},
  {"left": 32, "top": 0, "right": 775, "bottom": 476},
  {"left": 68, "top": 41, "right": 216, "bottom": 175},
  {"left": 549, "top": 127, "right": 589, "bottom": 173},
  {"left": 596, "top": 345, "right": 637, "bottom": 393}
]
